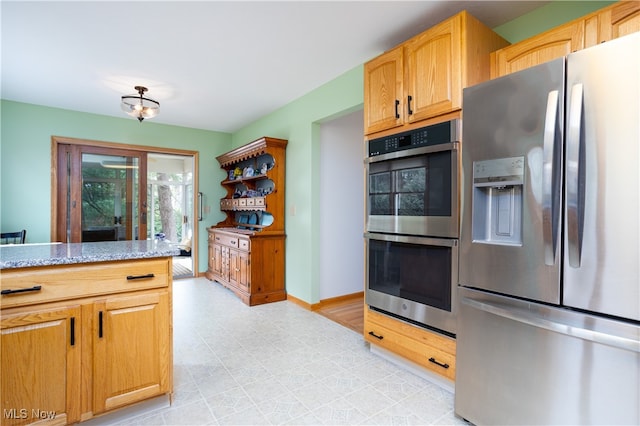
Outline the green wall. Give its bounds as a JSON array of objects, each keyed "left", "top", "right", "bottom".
[
  {"left": 0, "top": 0, "right": 614, "bottom": 302},
  {"left": 231, "top": 66, "right": 364, "bottom": 304},
  {"left": 0, "top": 100, "right": 230, "bottom": 272},
  {"left": 493, "top": 1, "right": 615, "bottom": 43}
]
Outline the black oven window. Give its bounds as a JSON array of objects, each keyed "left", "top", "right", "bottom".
[
  {"left": 368, "top": 151, "right": 451, "bottom": 216},
  {"left": 368, "top": 239, "right": 452, "bottom": 311}
]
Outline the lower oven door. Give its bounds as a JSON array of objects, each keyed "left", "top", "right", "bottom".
[{"left": 365, "top": 232, "right": 458, "bottom": 336}]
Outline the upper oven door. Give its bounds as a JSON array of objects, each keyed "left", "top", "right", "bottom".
[{"left": 366, "top": 142, "right": 459, "bottom": 237}]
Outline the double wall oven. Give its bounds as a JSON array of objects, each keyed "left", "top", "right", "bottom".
[{"left": 365, "top": 119, "right": 460, "bottom": 336}]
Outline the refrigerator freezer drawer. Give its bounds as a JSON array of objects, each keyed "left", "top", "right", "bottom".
[{"left": 455, "top": 287, "right": 640, "bottom": 425}]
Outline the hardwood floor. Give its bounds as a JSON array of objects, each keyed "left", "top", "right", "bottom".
[{"left": 315, "top": 294, "right": 364, "bottom": 335}]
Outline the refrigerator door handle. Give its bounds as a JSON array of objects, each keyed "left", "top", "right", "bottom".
[
  {"left": 461, "top": 295, "right": 640, "bottom": 353},
  {"left": 542, "top": 90, "right": 560, "bottom": 266},
  {"left": 566, "top": 83, "right": 585, "bottom": 268}
]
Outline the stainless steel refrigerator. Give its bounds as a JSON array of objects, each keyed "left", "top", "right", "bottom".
[{"left": 456, "top": 32, "right": 640, "bottom": 425}]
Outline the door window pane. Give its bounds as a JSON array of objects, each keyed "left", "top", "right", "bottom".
[{"left": 81, "top": 154, "right": 139, "bottom": 242}]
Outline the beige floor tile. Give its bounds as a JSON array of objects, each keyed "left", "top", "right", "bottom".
[{"left": 95, "top": 277, "right": 464, "bottom": 425}]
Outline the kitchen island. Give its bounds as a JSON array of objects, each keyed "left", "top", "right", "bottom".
[{"left": 0, "top": 241, "right": 178, "bottom": 425}]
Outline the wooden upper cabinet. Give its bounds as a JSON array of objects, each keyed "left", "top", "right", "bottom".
[
  {"left": 364, "top": 11, "right": 508, "bottom": 136},
  {"left": 596, "top": 0, "right": 640, "bottom": 42},
  {"left": 405, "top": 15, "right": 462, "bottom": 124},
  {"left": 492, "top": 21, "right": 584, "bottom": 78},
  {"left": 492, "top": 1, "right": 640, "bottom": 78},
  {"left": 363, "top": 46, "right": 404, "bottom": 134}
]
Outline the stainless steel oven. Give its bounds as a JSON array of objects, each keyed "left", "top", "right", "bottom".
[
  {"left": 365, "top": 232, "right": 458, "bottom": 335},
  {"left": 365, "top": 119, "right": 460, "bottom": 238}
]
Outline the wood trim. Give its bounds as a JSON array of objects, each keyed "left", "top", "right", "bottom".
[
  {"left": 287, "top": 291, "right": 364, "bottom": 312},
  {"left": 216, "top": 137, "right": 288, "bottom": 167},
  {"left": 286, "top": 294, "right": 313, "bottom": 310},
  {"left": 314, "top": 291, "right": 364, "bottom": 311},
  {"left": 51, "top": 135, "right": 199, "bottom": 157}
]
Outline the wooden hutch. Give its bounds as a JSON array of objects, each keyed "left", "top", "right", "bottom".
[{"left": 205, "top": 137, "right": 287, "bottom": 306}]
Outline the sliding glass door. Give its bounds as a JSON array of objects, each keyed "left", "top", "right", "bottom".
[
  {"left": 55, "top": 144, "right": 147, "bottom": 243},
  {"left": 52, "top": 137, "right": 199, "bottom": 278}
]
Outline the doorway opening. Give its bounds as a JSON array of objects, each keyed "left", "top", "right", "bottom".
[{"left": 148, "top": 153, "right": 195, "bottom": 278}]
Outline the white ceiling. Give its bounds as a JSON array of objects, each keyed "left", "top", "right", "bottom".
[{"left": 1, "top": 1, "right": 549, "bottom": 133}]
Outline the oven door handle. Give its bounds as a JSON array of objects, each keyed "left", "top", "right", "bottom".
[
  {"left": 364, "top": 232, "right": 458, "bottom": 248},
  {"left": 365, "top": 142, "right": 458, "bottom": 164}
]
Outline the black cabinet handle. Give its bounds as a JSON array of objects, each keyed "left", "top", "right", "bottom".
[
  {"left": 98, "top": 311, "right": 103, "bottom": 338},
  {"left": 126, "top": 273, "right": 154, "bottom": 280},
  {"left": 1, "top": 285, "right": 42, "bottom": 295},
  {"left": 429, "top": 357, "right": 449, "bottom": 369},
  {"left": 368, "top": 331, "right": 384, "bottom": 340},
  {"left": 70, "top": 317, "right": 76, "bottom": 346},
  {"left": 407, "top": 95, "right": 413, "bottom": 115},
  {"left": 395, "top": 99, "right": 400, "bottom": 119}
]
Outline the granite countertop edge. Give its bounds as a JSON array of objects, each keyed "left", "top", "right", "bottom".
[{"left": 0, "top": 241, "right": 181, "bottom": 270}]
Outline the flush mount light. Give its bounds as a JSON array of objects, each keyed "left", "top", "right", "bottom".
[{"left": 121, "top": 86, "right": 160, "bottom": 122}]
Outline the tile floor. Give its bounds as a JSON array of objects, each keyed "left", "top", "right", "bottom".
[{"left": 106, "top": 277, "right": 467, "bottom": 425}]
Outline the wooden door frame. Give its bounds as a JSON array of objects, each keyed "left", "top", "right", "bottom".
[{"left": 51, "top": 136, "right": 200, "bottom": 272}]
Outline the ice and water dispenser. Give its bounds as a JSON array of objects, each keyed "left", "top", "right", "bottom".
[{"left": 471, "top": 156, "right": 524, "bottom": 245}]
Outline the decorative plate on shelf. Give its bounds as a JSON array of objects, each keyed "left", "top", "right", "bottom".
[
  {"left": 237, "top": 214, "right": 249, "bottom": 229},
  {"left": 261, "top": 212, "right": 274, "bottom": 226}
]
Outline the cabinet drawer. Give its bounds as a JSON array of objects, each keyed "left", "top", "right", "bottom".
[
  {"left": 214, "top": 233, "right": 239, "bottom": 248},
  {"left": 238, "top": 239, "right": 250, "bottom": 251},
  {"left": 0, "top": 258, "right": 170, "bottom": 309},
  {"left": 366, "top": 309, "right": 456, "bottom": 354},
  {"left": 365, "top": 309, "right": 456, "bottom": 381}
]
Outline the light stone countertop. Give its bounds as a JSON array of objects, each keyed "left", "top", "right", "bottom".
[{"left": 0, "top": 240, "right": 180, "bottom": 269}]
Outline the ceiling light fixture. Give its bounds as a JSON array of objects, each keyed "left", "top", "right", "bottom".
[{"left": 121, "top": 86, "right": 160, "bottom": 122}]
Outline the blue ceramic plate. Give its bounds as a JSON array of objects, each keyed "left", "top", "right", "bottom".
[
  {"left": 261, "top": 212, "right": 274, "bottom": 226},
  {"left": 237, "top": 214, "right": 248, "bottom": 229}
]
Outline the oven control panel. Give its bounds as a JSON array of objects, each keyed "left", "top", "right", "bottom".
[{"left": 368, "top": 119, "right": 459, "bottom": 157}]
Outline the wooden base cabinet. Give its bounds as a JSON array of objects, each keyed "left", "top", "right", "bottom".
[
  {"left": 0, "top": 258, "right": 173, "bottom": 425},
  {"left": 206, "top": 228, "right": 285, "bottom": 306},
  {"left": 91, "top": 292, "right": 171, "bottom": 414},
  {"left": 364, "top": 308, "right": 456, "bottom": 382},
  {"left": 1, "top": 305, "right": 81, "bottom": 426}
]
